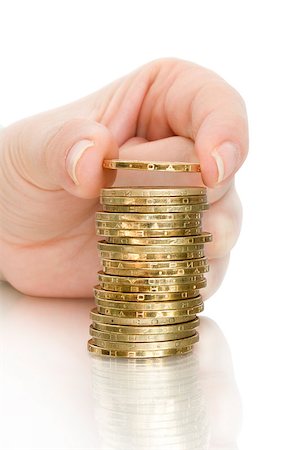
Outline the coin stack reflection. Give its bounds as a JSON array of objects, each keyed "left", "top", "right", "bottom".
[
  {"left": 88, "top": 186, "right": 212, "bottom": 358},
  {"left": 90, "top": 354, "right": 210, "bottom": 449}
]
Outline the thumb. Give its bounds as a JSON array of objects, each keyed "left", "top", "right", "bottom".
[{"left": 7, "top": 117, "right": 118, "bottom": 199}]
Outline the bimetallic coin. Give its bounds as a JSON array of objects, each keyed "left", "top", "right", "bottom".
[
  {"left": 96, "top": 227, "right": 202, "bottom": 237},
  {"left": 102, "top": 264, "right": 209, "bottom": 277},
  {"left": 101, "top": 257, "right": 208, "bottom": 270},
  {"left": 98, "top": 273, "right": 205, "bottom": 285},
  {"left": 95, "top": 295, "right": 202, "bottom": 310},
  {"left": 101, "top": 186, "right": 207, "bottom": 197},
  {"left": 96, "top": 304, "right": 204, "bottom": 318},
  {"left": 92, "top": 317, "right": 200, "bottom": 334},
  {"left": 90, "top": 335, "right": 197, "bottom": 351},
  {"left": 99, "top": 280, "right": 207, "bottom": 292},
  {"left": 103, "top": 160, "right": 201, "bottom": 173},
  {"left": 89, "top": 326, "right": 197, "bottom": 342},
  {"left": 99, "top": 250, "right": 205, "bottom": 261},
  {"left": 87, "top": 339, "right": 197, "bottom": 358},
  {"left": 90, "top": 312, "right": 199, "bottom": 326},
  {"left": 106, "top": 233, "right": 212, "bottom": 246},
  {"left": 93, "top": 286, "right": 200, "bottom": 301},
  {"left": 95, "top": 219, "right": 202, "bottom": 229},
  {"left": 103, "top": 203, "right": 209, "bottom": 213},
  {"left": 101, "top": 195, "right": 207, "bottom": 206}
]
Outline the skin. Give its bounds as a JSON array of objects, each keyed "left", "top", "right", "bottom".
[{"left": 0, "top": 58, "right": 248, "bottom": 298}]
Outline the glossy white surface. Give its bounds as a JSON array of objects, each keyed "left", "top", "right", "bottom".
[
  {"left": 1, "top": 1, "right": 289, "bottom": 448},
  {"left": 0, "top": 282, "right": 240, "bottom": 450}
]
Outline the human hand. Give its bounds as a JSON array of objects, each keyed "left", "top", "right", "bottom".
[{"left": 0, "top": 58, "right": 248, "bottom": 298}]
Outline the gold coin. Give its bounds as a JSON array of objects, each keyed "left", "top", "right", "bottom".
[
  {"left": 102, "top": 265, "right": 209, "bottom": 277},
  {"left": 90, "top": 311, "right": 198, "bottom": 326},
  {"left": 89, "top": 326, "right": 197, "bottom": 342},
  {"left": 102, "top": 257, "right": 208, "bottom": 270},
  {"left": 103, "top": 160, "right": 201, "bottom": 173},
  {"left": 101, "top": 186, "right": 207, "bottom": 197},
  {"left": 95, "top": 295, "right": 202, "bottom": 310},
  {"left": 92, "top": 317, "right": 200, "bottom": 334},
  {"left": 99, "top": 249, "right": 205, "bottom": 261},
  {"left": 87, "top": 339, "right": 197, "bottom": 358},
  {"left": 103, "top": 203, "right": 209, "bottom": 213},
  {"left": 106, "top": 233, "right": 212, "bottom": 246},
  {"left": 96, "top": 227, "right": 202, "bottom": 237},
  {"left": 95, "top": 219, "right": 202, "bottom": 229},
  {"left": 90, "top": 334, "right": 197, "bottom": 351},
  {"left": 95, "top": 211, "right": 202, "bottom": 222},
  {"left": 98, "top": 272, "right": 205, "bottom": 285},
  {"left": 93, "top": 287, "right": 200, "bottom": 301},
  {"left": 96, "top": 304, "right": 203, "bottom": 318},
  {"left": 97, "top": 241, "right": 204, "bottom": 253},
  {"left": 101, "top": 195, "right": 207, "bottom": 206},
  {"left": 99, "top": 280, "right": 206, "bottom": 292}
]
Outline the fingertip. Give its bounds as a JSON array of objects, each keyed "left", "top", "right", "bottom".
[
  {"left": 72, "top": 142, "right": 117, "bottom": 199},
  {"left": 62, "top": 121, "right": 118, "bottom": 198},
  {"left": 200, "top": 141, "right": 241, "bottom": 187},
  {"left": 192, "top": 87, "right": 249, "bottom": 187},
  {"left": 44, "top": 118, "right": 118, "bottom": 197}
]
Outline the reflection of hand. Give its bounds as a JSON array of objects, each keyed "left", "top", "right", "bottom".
[
  {"left": 0, "top": 58, "right": 248, "bottom": 298},
  {"left": 90, "top": 317, "right": 242, "bottom": 450}
]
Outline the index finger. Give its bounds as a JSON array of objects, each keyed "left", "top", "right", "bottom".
[{"left": 134, "top": 58, "right": 249, "bottom": 187}]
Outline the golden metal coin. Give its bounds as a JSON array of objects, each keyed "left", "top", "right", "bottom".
[
  {"left": 96, "top": 211, "right": 202, "bottom": 222},
  {"left": 101, "top": 195, "right": 207, "bottom": 206},
  {"left": 98, "top": 272, "right": 205, "bottom": 285},
  {"left": 103, "top": 160, "right": 201, "bottom": 173},
  {"left": 92, "top": 317, "right": 200, "bottom": 334},
  {"left": 90, "top": 180, "right": 210, "bottom": 358},
  {"left": 102, "top": 257, "right": 208, "bottom": 270},
  {"left": 99, "top": 280, "right": 206, "bottom": 292},
  {"left": 87, "top": 339, "right": 197, "bottom": 358},
  {"left": 93, "top": 286, "right": 200, "bottom": 301},
  {"left": 90, "top": 334, "right": 197, "bottom": 351},
  {"left": 95, "top": 295, "right": 202, "bottom": 310},
  {"left": 96, "top": 227, "right": 202, "bottom": 237},
  {"left": 106, "top": 233, "right": 212, "bottom": 246},
  {"left": 89, "top": 326, "right": 197, "bottom": 342},
  {"left": 101, "top": 186, "right": 207, "bottom": 197},
  {"left": 96, "top": 304, "right": 204, "bottom": 318},
  {"left": 90, "top": 311, "right": 198, "bottom": 326},
  {"left": 95, "top": 219, "right": 202, "bottom": 229},
  {"left": 102, "top": 264, "right": 209, "bottom": 277},
  {"left": 97, "top": 241, "right": 204, "bottom": 253},
  {"left": 99, "top": 249, "right": 205, "bottom": 261},
  {"left": 103, "top": 203, "right": 209, "bottom": 213}
]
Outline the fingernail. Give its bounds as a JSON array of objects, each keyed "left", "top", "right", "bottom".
[
  {"left": 66, "top": 139, "right": 95, "bottom": 184},
  {"left": 212, "top": 142, "right": 240, "bottom": 184}
]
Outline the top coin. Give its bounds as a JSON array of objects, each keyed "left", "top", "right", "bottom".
[
  {"left": 103, "top": 160, "right": 201, "bottom": 173},
  {"left": 101, "top": 186, "right": 207, "bottom": 197}
]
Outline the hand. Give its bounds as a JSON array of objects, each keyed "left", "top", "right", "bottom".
[{"left": 0, "top": 58, "right": 248, "bottom": 298}]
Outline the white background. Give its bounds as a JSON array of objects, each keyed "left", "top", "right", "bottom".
[{"left": 1, "top": 1, "right": 289, "bottom": 449}]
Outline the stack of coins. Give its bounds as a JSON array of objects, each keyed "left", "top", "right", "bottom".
[{"left": 88, "top": 161, "right": 212, "bottom": 358}]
